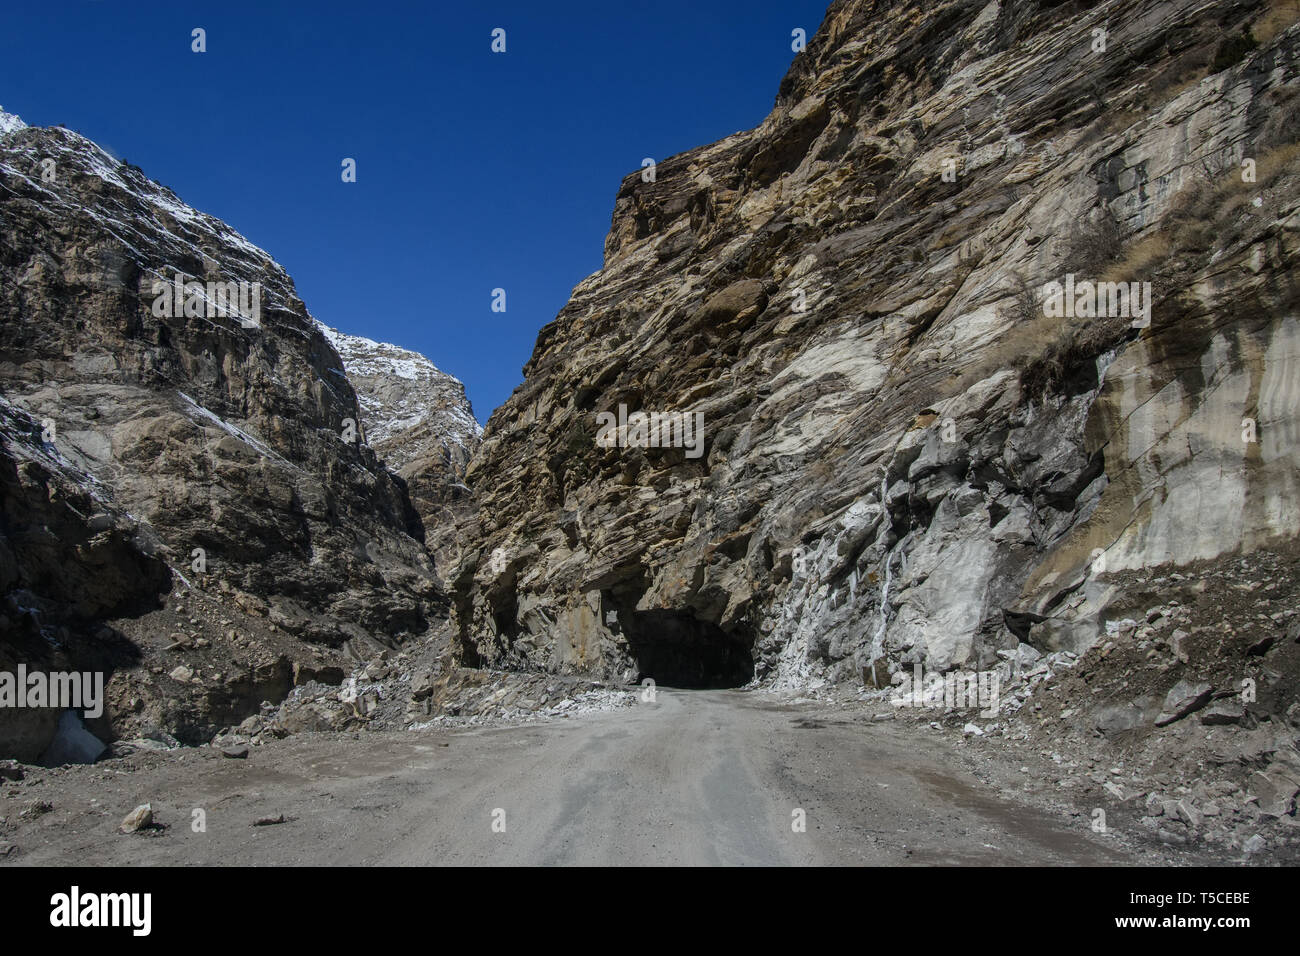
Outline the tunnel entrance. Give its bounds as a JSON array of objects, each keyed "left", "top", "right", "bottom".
[{"left": 624, "top": 609, "right": 753, "bottom": 688}]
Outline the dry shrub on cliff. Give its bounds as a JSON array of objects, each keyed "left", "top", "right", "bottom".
[
  {"left": 1166, "top": 140, "right": 1300, "bottom": 252},
  {"left": 1057, "top": 211, "right": 1125, "bottom": 277},
  {"left": 1099, "top": 234, "right": 1170, "bottom": 285},
  {"left": 1016, "top": 310, "right": 1136, "bottom": 404},
  {"left": 1004, "top": 212, "right": 1135, "bottom": 402},
  {"left": 1007, "top": 270, "right": 1041, "bottom": 326},
  {"left": 1256, "top": 139, "right": 1300, "bottom": 182},
  {"left": 959, "top": 276, "right": 1076, "bottom": 401}
]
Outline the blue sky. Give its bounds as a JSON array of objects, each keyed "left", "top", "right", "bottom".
[{"left": 1, "top": 1, "right": 827, "bottom": 422}]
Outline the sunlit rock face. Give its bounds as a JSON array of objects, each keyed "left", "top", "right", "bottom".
[{"left": 450, "top": 0, "right": 1300, "bottom": 686}]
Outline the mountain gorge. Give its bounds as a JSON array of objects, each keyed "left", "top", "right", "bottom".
[{"left": 2, "top": 0, "right": 1300, "bottom": 859}]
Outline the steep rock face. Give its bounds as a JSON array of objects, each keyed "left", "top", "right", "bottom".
[
  {"left": 451, "top": 0, "right": 1300, "bottom": 687},
  {"left": 319, "top": 324, "right": 481, "bottom": 568},
  {"left": 0, "top": 111, "right": 443, "bottom": 750}
]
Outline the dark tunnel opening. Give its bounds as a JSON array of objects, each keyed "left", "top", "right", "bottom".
[{"left": 624, "top": 609, "right": 754, "bottom": 689}]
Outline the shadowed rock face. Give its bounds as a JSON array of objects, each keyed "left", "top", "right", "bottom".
[
  {"left": 0, "top": 113, "right": 449, "bottom": 752},
  {"left": 450, "top": 0, "right": 1300, "bottom": 686},
  {"left": 0, "top": 399, "right": 169, "bottom": 761}
]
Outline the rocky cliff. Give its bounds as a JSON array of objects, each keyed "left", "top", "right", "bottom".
[
  {"left": 0, "top": 109, "right": 454, "bottom": 755},
  {"left": 450, "top": 0, "right": 1300, "bottom": 691}
]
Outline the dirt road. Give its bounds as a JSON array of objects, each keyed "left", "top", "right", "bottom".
[{"left": 2, "top": 690, "right": 1139, "bottom": 865}]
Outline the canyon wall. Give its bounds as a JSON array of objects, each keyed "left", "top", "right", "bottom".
[{"left": 450, "top": 0, "right": 1300, "bottom": 688}]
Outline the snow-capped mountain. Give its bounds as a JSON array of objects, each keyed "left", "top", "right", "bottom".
[
  {"left": 318, "top": 323, "right": 480, "bottom": 470},
  {"left": 318, "top": 324, "right": 481, "bottom": 550}
]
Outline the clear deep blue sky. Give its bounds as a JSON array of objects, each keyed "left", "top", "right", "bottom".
[{"left": 1, "top": 1, "right": 827, "bottom": 422}]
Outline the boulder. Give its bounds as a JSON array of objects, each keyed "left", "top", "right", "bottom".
[
  {"left": 1155, "top": 681, "right": 1214, "bottom": 727},
  {"left": 119, "top": 804, "right": 153, "bottom": 833}
]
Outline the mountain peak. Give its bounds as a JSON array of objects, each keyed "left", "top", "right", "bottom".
[
  {"left": 317, "top": 322, "right": 481, "bottom": 454},
  {"left": 0, "top": 106, "right": 26, "bottom": 136}
]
